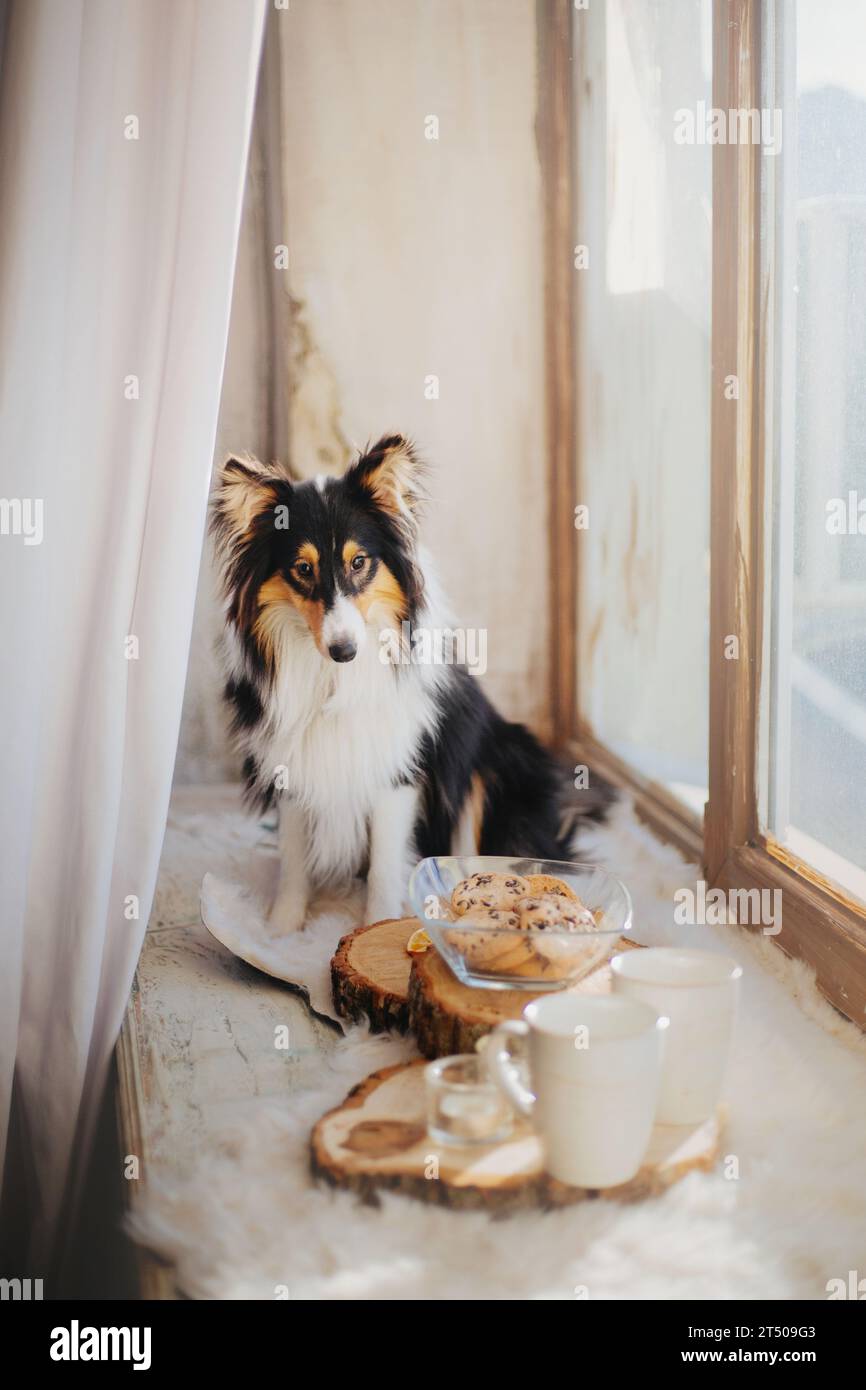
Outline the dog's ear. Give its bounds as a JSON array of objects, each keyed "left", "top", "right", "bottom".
[
  {"left": 347, "top": 435, "right": 425, "bottom": 536},
  {"left": 211, "top": 454, "right": 286, "bottom": 542}
]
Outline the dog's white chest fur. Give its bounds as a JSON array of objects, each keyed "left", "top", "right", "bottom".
[{"left": 257, "top": 614, "right": 442, "bottom": 882}]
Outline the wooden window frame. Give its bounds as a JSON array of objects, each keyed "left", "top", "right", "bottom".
[{"left": 542, "top": 0, "right": 866, "bottom": 1024}]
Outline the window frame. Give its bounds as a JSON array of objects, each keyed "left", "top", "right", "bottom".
[{"left": 552, "top": 0, "right": 866, "bottom": 1023}]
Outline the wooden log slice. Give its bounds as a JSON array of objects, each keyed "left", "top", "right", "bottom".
[
  {"left": 330, "top": 917, "right": 418, "bottom": 1032},
  {"left": 310, "top": 1058, "right": 722, "bottom": 1213},
  {"left": 408, "top": 936, "right": 639, "bottom": 1059}
]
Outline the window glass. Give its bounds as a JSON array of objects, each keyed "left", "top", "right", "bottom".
[
  {"left": 576, "top": 0, "right": 712, "bottom": 813},
  {"left": 761, "top": 0, "right": 866, "bottom": 899}
]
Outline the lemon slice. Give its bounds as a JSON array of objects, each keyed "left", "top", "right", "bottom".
[{"left": 406, "top": 927, "right": 432, "bottom": 954}]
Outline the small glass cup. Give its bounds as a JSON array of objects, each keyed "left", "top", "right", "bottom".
[{"left": 424, "top": 1053, "right": 513, "bottom": 1147}]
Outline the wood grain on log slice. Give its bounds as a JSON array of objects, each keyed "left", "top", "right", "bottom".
[
  {"left": 310, "top": 1059, "right": 722, "bottom": 1213},
  {"left": 408, "top": 936, "right": 640, "bottom": 1059},
  {"left": 330, "top": 917, "right": 418, "bottom": 1032}
]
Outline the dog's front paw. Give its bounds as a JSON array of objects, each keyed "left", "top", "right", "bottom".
[
  {"left": 366, "top": 883, "right": 405, "bottom": 925},
  {"left": 267, "top": 891, "right": 308, "bottom": 935}
]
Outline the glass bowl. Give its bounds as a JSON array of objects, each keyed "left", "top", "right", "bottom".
[{"left": 408, "top": 856, "right": 633, "bottom": 992}]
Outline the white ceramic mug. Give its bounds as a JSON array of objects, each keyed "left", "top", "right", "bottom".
[
  {"left": 611, "top": 948, "right": 741, "bottom": 1125},
  {"left": 484, "top": 994, "right": 668, "bottom": 1188}
]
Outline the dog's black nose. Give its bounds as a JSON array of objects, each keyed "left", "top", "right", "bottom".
[{"left": 328, "top": 639, "right": 357, "bottom": 663}]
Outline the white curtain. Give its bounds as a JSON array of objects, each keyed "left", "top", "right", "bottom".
[{"left": 0, "top": 0, "right": 265, "bottom": 1267}]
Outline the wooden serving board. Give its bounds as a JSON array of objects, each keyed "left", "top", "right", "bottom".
[
  {"left": 330, "top": 917, "right": 417, "bottom": 1032},
  {"left": 330, "top": 918, "right": 639, "bottom": 1054},
  {"left": 409, "top": 935, "right": 640, "bottom": 1059},
  {"left": 311, "top": 1059, "right": 722, "bottom": 1212}
]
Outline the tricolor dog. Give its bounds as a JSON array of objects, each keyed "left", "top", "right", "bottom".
[{"left": 211, "top": 435, "right": 607, "bottom": 931}]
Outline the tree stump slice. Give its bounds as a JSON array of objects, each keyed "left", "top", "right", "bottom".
[
  {"left": 408, "top": 936, "right": 639, "bottom": 1059},
  {"left": 310, "top": 1059, "right": 722, "bottom": 1213},
  {"left": 330, "top": 917, "right": 418, "bottom": 1033}
]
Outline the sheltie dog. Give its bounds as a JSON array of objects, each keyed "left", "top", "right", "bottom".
[{"left": 211, "top": 434, "right": 610, "bottom": 931}]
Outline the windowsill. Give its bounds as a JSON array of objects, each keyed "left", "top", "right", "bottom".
[{"left": 779, "top": 826, "right": 866, "bottom": 910}]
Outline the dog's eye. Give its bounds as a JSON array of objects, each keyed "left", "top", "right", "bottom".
[
  {"left": 350, "top": 553, "right": 367, "bottom": 572},
  {"left": 295, "top": 560, "right": 314, "bottom": 579}
]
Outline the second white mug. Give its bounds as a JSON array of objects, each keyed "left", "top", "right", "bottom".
[{"left": 611, "top": 947, "right": 741, "bottom": 1125}]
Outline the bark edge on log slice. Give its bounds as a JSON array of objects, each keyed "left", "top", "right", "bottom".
[
  {"left": 330, "top": 917, "right": 418, "bottom": 1033},
  {"left": 408, "top": 936, "right": 639, "bottom": 1059},
  {"left": 310, "top": 1058, "right": 722, "bottom": 1213}
]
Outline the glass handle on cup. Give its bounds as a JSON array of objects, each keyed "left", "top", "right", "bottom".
[{"left": 485, "top": 1020, "right": 535, "bottom": 1118}]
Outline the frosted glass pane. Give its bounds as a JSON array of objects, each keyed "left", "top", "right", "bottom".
[
  {"left": 576, "top": 0, "right": 711, "bottom": 809},
  {"left": 762, "top": 0, "right": 866, "bottom": 899}
]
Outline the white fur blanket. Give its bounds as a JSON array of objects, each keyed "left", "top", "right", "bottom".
[{"left": 129, "top": 793, "right": 866, "bottom": 1300}]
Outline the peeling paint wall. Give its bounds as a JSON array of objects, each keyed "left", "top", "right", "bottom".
[{"left": 175, "top": 0, "right": 549, "bottom": 783}]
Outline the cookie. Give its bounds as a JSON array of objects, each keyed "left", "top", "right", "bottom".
[
  {"left": 524, "top": 873, "right": 581, "bottom": 904},
  {"left": 517, "top": 896, "right": 596, "bottom": 933},
  {"left": 457, "top": 906, "right": 520, "bottom": 930},
  {"left": 497, "top": 943, "right": 563, "bottom": 978},
  {"left": 448, "top": 914, "right": 573, "bottom": 979},
  {"left": 445, "top": 877, "right": 608, "bottom": 982},
  {"left": 516, "top": 896, "right": 563, "bottom": 932},
  {"left": 531, "top": 931, "right": 611, "bottom": 979},
  {"left": 511, "top": 895, "right": 605, "bottom": 979},
  {"left": 532, "top": 901, "right": 606, "bottom": 976},
  {"left": 444, "top": 905, "right": 525, "bottom": 973},
  {"left": 557, "top": 901, "right": 597, "bottom": 933},
  {"left": 451, "top": 928, "right": 606, "bottom": 982},
  {"left": 450, "top": 872, "right": 531, "bottom": 917}
]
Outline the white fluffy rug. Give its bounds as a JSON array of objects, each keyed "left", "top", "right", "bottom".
[{"left": 130, "top": 795, "right": 866, "bottom": 1300}]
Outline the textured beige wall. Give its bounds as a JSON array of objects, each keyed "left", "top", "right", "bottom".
[
  {"left": 175, "top": 0, "right": 549, "bottom": 783},
  {"left": 174, "top": 108, "right": 274, "bottom": 784}
]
